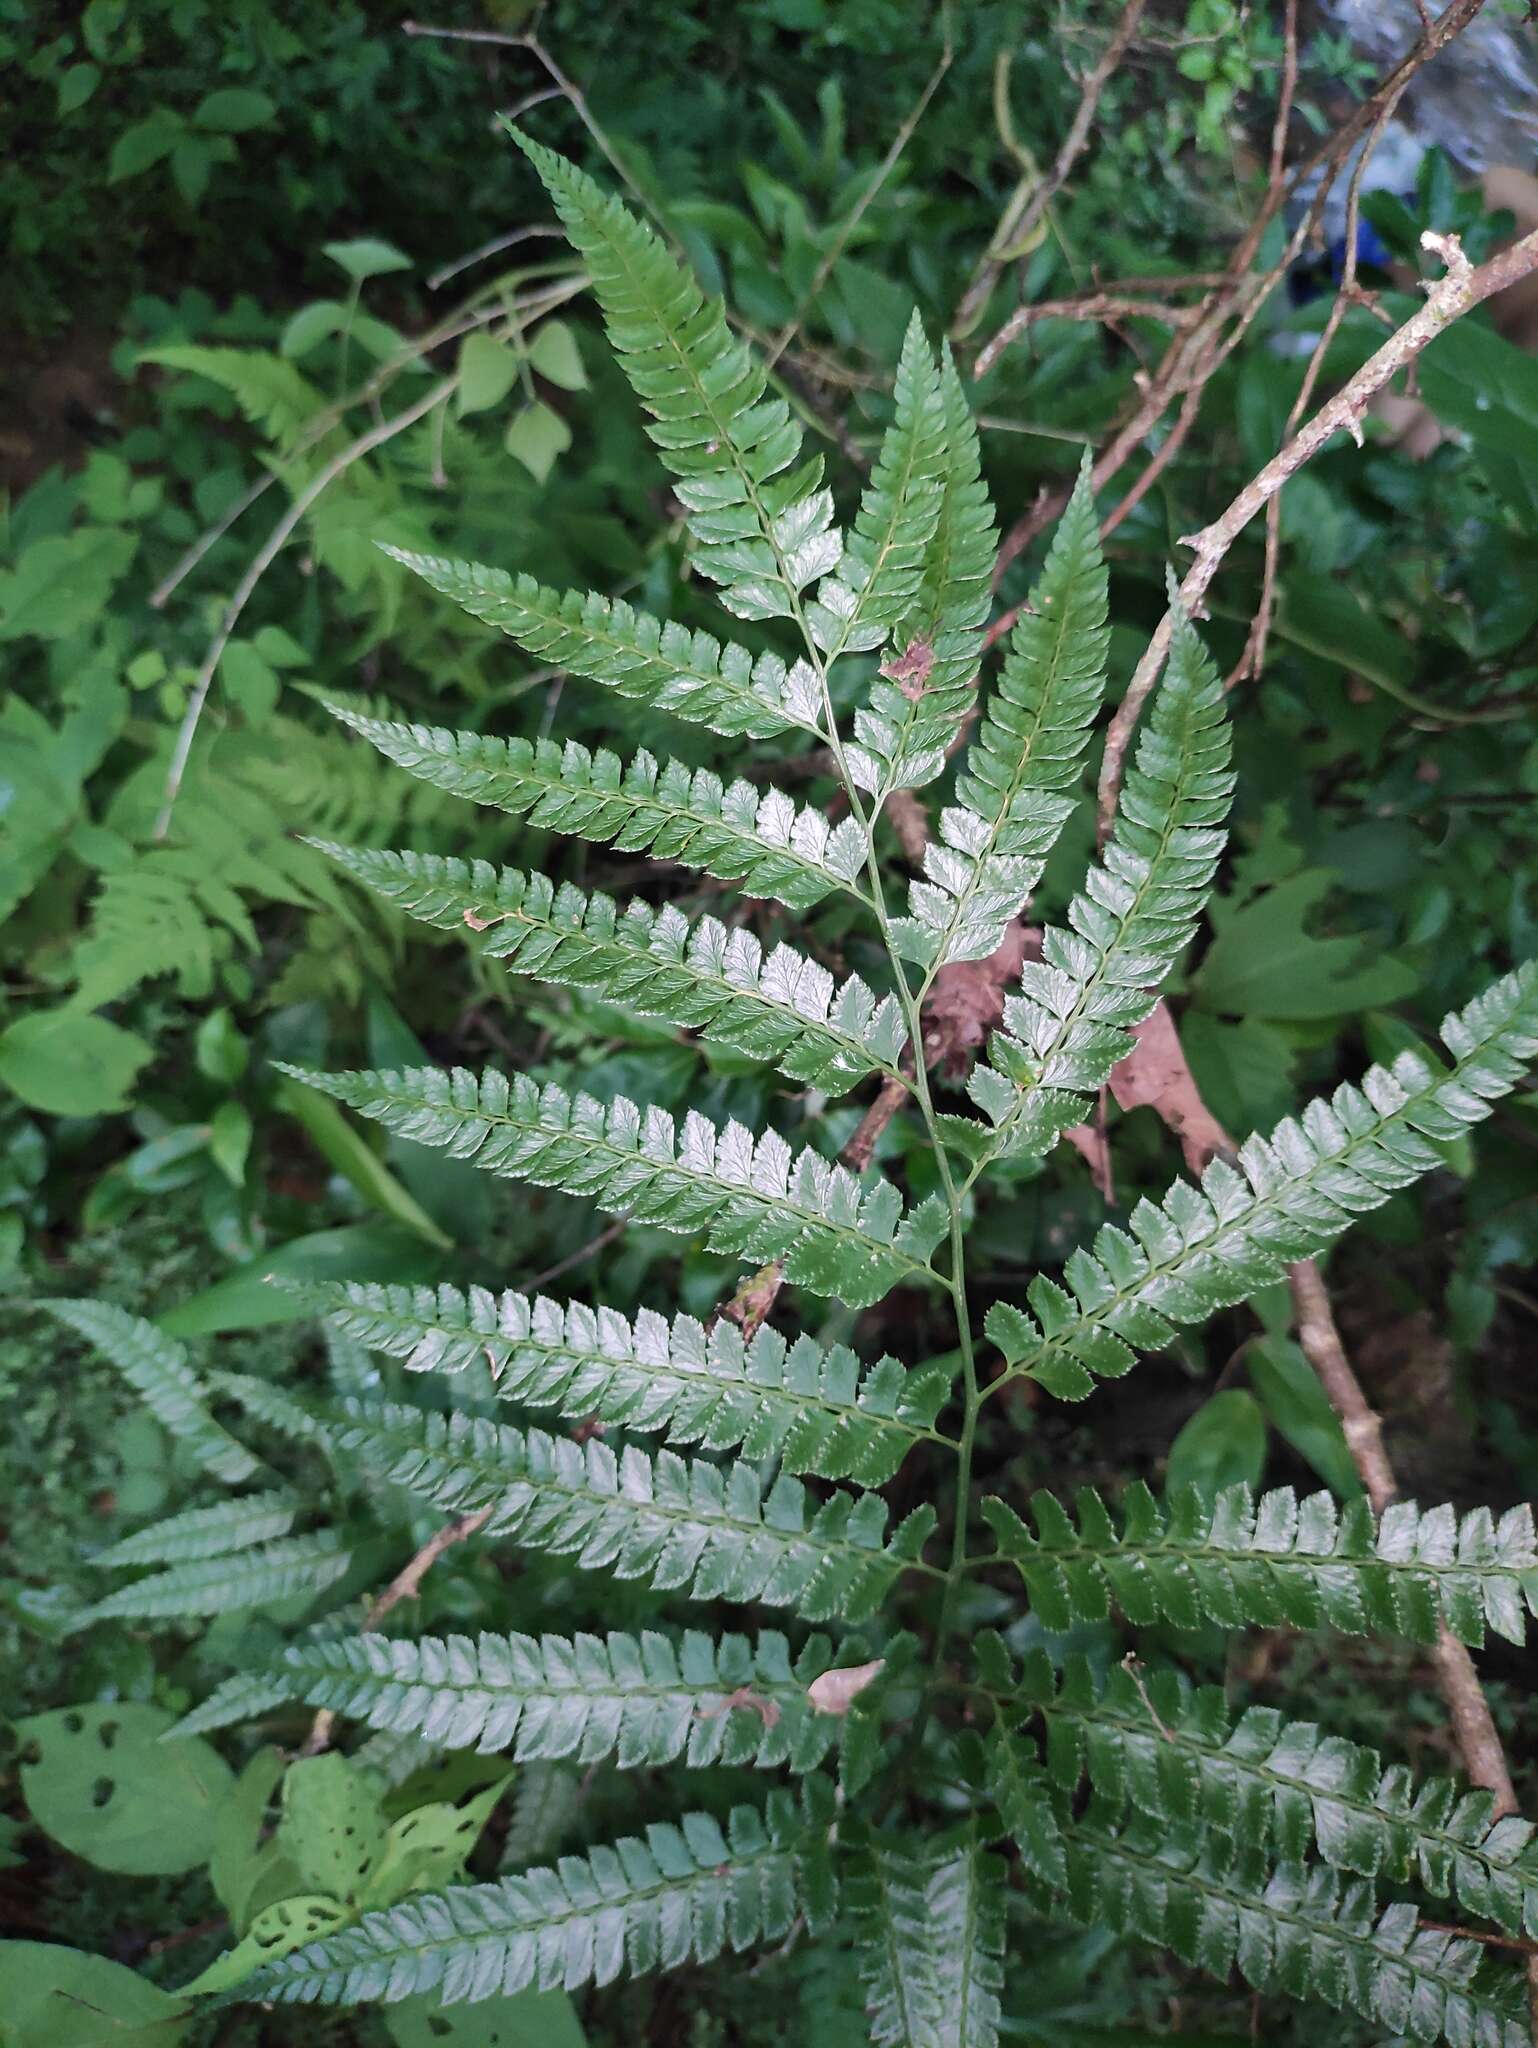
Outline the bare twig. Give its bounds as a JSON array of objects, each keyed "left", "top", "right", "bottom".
[
  {"left": 842, "top": 1073, "right": 911, "bottom": 1173},
  {"left": 523, "top": 1215, "right": 630, "bottom": 1292},
  {"left": 300, "top": 1506, "right": 493, "bottom": 1756},
  {"left": 953, "top": 0, "right": 1148, "bottom": 340},
  {"left": 1095, "top": 223, "right": 1538, "bottom": 843},
  {"left": 153, "top": 376, "right": 456, "bottom": 839}
]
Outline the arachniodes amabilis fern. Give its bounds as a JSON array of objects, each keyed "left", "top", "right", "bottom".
[{"left": 58, "top": 132, "right": 1538, "bottom": 2045}]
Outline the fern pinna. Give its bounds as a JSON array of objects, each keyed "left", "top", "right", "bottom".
[{"left": 54, "top": 133, "right": 1538, "bottom": 2043}]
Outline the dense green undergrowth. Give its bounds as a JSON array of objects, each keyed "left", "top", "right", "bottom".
[{"left": 6, "top": 5, "right": 1538, "bottom": 2045}]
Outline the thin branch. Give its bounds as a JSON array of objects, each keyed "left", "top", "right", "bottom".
[
  {"left": 300, "top": 1506, "right": 493, "bottom": 1757},
  {"left": 153, "top": 376, "right": 456, "bottom": 840},
  {"left": 952, "top": 0, "right": 1148, "bottom": 341},
  {"left": 1095, "top": 224, "right": 1538, "bottom": 844}
]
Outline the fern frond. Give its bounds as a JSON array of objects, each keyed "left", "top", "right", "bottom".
[
  {"left": 988, "top": 1644, "right": 1538, "bottom": 1937},
  {"left": 965, "top": 610, "right": 1232, "bottom": 1149},
  {"left": 138, "top": 346, "right": 327, "bottom": 454},
  {"left": 847, "top": 347, "right": 998, "bottom": 797},
  {"left": 378, "top": 553, "right": 826, "bottom": 739},
  {"left": 982, "top": 1483, "right": 1538, "bottom": 1647},
  {"left": 78, "top": 1530, "right": 352, "bottom": 1624},
  {"left": 984, "top": 965, "right": 1538, "bottom": 1398},
  {"left": 515, "top": 132, "right": 839, "bottom": 625},
  {"left": 169, "top": 1669, "right": 299, "bottom": 1739},
  {"left": 1041, "top": 1818, "right": 1527, "bottom": 2048},
  {"left": 312, "top": 1280, "right": 944, "bottom": 1484},
  {"left": 325, "top": 700, "right": 867, "bottom": 912},
  {"left": 336, "top": 1401, "right": 938, "bottom": 1622},
  {"left": 208, "top": 1369, "right": 338, "bottom": 1446},
  {"left": 313, "top": 843, "right": 906, "bottom": 1094},
  {"left": 500, "top": 1763, "right": 583, "bottom": 1872},
  {"left": 40, "top": 1300, "right": 259, "bottom": 1485},
  {"left": 853, "top": 1829, "right": 1005, "bottom": 2048},
  {"left": 278, "top": 1064, "right": 944, "bottom": 1311},
  {"left": 93, "top": 1494, "right": 297, "bottom": 1568},
  {"left": 808, "top": 313, "right": 946, "bottom": 664},
  {"left": 269, "top": 1626, "right": 839, "bottom": 1770},
  {"left": 889, "top": 461, "right": 1109, "bottom": 969},
  {"left": 235, "top": 1787, "right": 834, "bottom": 2005}
]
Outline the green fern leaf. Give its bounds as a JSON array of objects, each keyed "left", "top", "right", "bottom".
[
  {"left": 208, "top": 1368, "right": 338, "bottom": 1447},
  {"left": 278, "top": 1063, "right": 943, "bottom": 1311},
  {"left": 313, "top": 842, "right": 906, "bottom": 1094},
  {"left": 93, "top": 1494, "right": 297, "bottom": 1568},
  {"left": 1040, "top": 1817, "right": 1528, "bottom": 2047},
  {"left": 853, "top": 1828, "right": 1005, "bottom": 2048},
  {"left": 888, "top": 459, "right": 1110, "bottom": 969},
  {"left": 807, "top": 312, "right": 946, "bottom": 664},
  {"left": 138, "top": 346, "right": 327, "bottom": 454},
  {"left": 499, "top": 1763, "right": 583, "bottom": 1873},
  {"left": 964, "top": 608, "right": 1232, "bottom": 1148},
  {"left": 847, "top": 346, "right": 998, "bottom": 797},
  {"left": 168, "top": 1668, "right": 298, "bottom": 1739},
  {"left": 982, "top": 1482, "right": 1538, "bottom": 1647},
  {"left": 270, "top": 1626, "right": 839, "bottom": 1770},
  {"left": 515, "top": 132, "right": 838, "bottom": 625},
  {"left": 378, "top": 552, "right": 826, "bottom": 739},
  {"left": 78, "top": 1530, "right": 352, "bottom": 1624},
  {"left": 984, "top": 965, "right": 1538, "bottom": 1398},
  {"left": 234, "top": 1787, "right": 834, "bottom": 2005},
  {"left": 311, "top": 1280, "right": 944, "bottom": 1484},
  {"left": 41, "top": 1300, "right": 260, "bottom": 1485},
  {"left": 324, "top": 699, "right": 868, "bottom": 912},
  {"left": 992, "top": 1644, "right": 1538, "bottom": 1938},
  {"left": 336, "top": 1401, "right": 938, "bottom": 1622}
]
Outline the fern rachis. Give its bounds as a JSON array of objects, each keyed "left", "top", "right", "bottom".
[{"left": 49, "top": 137, "right": 1538, "bottom": 2046}]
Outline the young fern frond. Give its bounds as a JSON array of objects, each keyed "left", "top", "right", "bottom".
[
  {"left": 983, "top": 1643, "right": 1538, "bottom": 1937},
  {"left": 1038, "top": 1818, "right": 1527, "bottom": 2048},
  {"left": 379, "top": 552, "right": 826, "bottom": 739},
  {"left": 852, "top": 1829, "right": 1006, "bottom": 2048},
  {"left": 207, "top": 1368, "right": 338, "bottom": 1447},
  {"left": 92, "top": 1494, "right": 298, "bottom": 1569},
  {"left": 336, "top": 1401, "right": 939, "bottom": 1622},
  {"left": 313, "top": 841, "right": 907, "bottom": 1093},
  {"left": 234, "top": 1787, "right": 835, "bottom": 2007},
  {"left": 982, "top": 1483, "right": 1538, "bottom": 1646},
  {"left": 515, "top": 131, "right": 839, "bottom": 626},
  {"left": 889, "top": 457, "right": 1108, "bottom": 971},
  {"left": 310, "top": 1280, "right": 946, "bottom": 1484},
  {"left": 78, "top": 1530, "right": 353, "bottom": 1625},
  {"left": 810, "top": 312, "right": 946, "bottom": 665},
  {"left": 278, "top": 1062, "right": 944, "bottom": 1310},
  {"left": 964, "top": 608, "right": 1232, "bottom": 1154},
  {"left": 41, "top": 1300, "right": 260, "bottom": 1485},
  {"left": 263, "top": 1626, "right": 840, "bottom": 1770},
  {"left": 322, "top": 701, "right": 869, "bottom": 912},
  {"left": 984, "top": 964, "right": 1538, "bottom": 1398},
  {"left": 847, "top": 346, "right": 997, "bottom": 798}
]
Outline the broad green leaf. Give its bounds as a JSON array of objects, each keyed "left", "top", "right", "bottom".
[
  {"left": 1164, "top": 1389, "right": 1267, "bottom": 1498},
  {"left": 156, "top": 1222, "right": 445, "bottom": 1335},
  {"left": 1246, "top": 1334, "right": 1362, "bottom": 1498},
  {"left": 504, "top": 399, "right": 571, "bottom": 482},
  {"left": 277, "top": 1754, "right": 390, "bottom": 1903},
  {"left": 457, "top": 333, "right": 520, "bottom": 416},
  {"left": 386, "top": 1989, "right": 587, "bottom": 2047},
  {"left": 16, "top": 1704, "right": 233, "bottom": 1877},
  {"left": 277, "top": 1075, "right": 453, "bottom": 1248},
  {"left": 527, "top": 319, "right": 587, "bottom": 391},
  {"left": 108, "top": 111, "right": 184, "bottom": 182},
  {"left": 325, "top": 237, "right": 413, "bottom": 281},
  {"left": 0, "top": 1008, "right": 152, "bottom": 1115},
  {"left": 1196, "top": 870, "right": 1418, "bottom": 1022},
  {"left": 0, "top": 1941, "right": 189, "bottom": 2046},
  {"left": 194, "top": 88, "right": 276, "bottom": 132}
]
